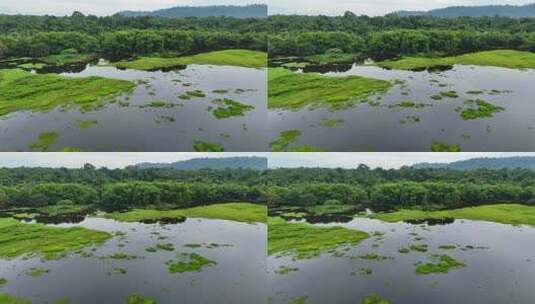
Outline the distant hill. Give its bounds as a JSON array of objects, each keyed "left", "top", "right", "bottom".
[
  {"left": 394, "top": 3, "right": 535, "bottom": 18},
  {"left": 135, "top": 156, "right": 267, "bottom": 170},
  {"left": 119, "top": 4, "right": 267, "bottom": 19},
  {"left": 413, "top": 156, "right": 535, "bottom": 170}
]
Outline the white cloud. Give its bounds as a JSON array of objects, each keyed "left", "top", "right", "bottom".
[
  {"left": 0, "top": 153, "right": 267, "bottom": 169},
  {"left": 269, "top": 0, "right": 535, "bottom": 16},
  {"left": 1, "top": 0, "right": 266, "bottom": 16},
  {"left": 268, "top": 152, "right": 535, "bottom": 169}
]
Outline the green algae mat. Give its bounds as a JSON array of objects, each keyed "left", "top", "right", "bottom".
[
  {"left": 105, "top": 202, "right": 267, "bottom": 224},
  {"left": 377, "top": 50, "right": 535, "bottom": 70},
  {"left": 268, "top": 217, "right": 369, "bottom": 259},
  {"left": 0, "top": 218, "right": 111, "bottom": 260},
  {"left": 113, "top": 49, "right": 267, "bottom": 70},
  {"left": 371, "top": 204, "right": 535, "bottom": 226},
  {"left": 0, "top": 69, "right": 135, "bottom": 117},
  {"left": 268, "top": 68, "right": 392, "bottom": 111}
]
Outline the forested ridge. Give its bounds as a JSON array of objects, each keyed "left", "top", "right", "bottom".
[
  {"left": 119, "top": 4, "right": 267, "bottom": 19},
  {"left": 0, "top": 12, "right": 267, "bottom": 60},
  {"left": 395, "top": 3, "right": 535, "bottom": 18}
]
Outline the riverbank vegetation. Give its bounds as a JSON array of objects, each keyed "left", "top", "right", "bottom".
[
  {"left": 265, "top": 166, "right": 535, "bottom": 222},
  {"left": 0, "top": 69, "right": 135, "bottom": 117},
  {"left": 113, "top": 49, "right": 267, "bottom": 70},
  {"left": 268, "top": 68, "right": 391, "bottom": 110},
  {"left": 268, "top": 217, "right": 369, "bottom": 259}
]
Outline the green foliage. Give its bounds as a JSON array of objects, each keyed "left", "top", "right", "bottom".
[
  {"left": 371, "top": 204, "right": 535, "bottom": 226},
  {"left": 460, "top": 99, "right": 504, "bottom": 120},
  {"left": 126, "top": 294, "right": 156, "bottom": 304},
  {"left": 0, "top": 293, "right": 32, "bottom": 304},
  {"left": 167, "top": 253, "right": 216, "bottom": 273},
  {"left": 193, "top": 140, "right": 224, "bottom": 152},
  {"left": 268, "top": 68, "right": 391, "bottom": 110},
  {"left": 105, "top": 202, "right": 266, "bottom": 224},
  {"left": 431, "top": 141, "right": 461, "bottom": 152},
  {"left": 74, "top": 119, "right": 98, "bottom": 130},
  {"left": 0, "top": 218, "right": 111, "bottom": 260},
  {"left": 28, "top": 132, "right": 59, "bottom": 152},
  {"left": 268, "top": 217, "right": 369, "bottom": 259},
  {"left": 415, "top": 255, "right": 466, "bottom": 275},
  {"left": 114, "top": 50, "right": 266, "bottom": 70},
  {"left": 270, "top": 130, "right": 301, "bottom": 152},
  {"left": 378, "top": 50, "right": 535, "bottom": 70},
  {"left": 362, "top": 294, "right": 391, "bottom": 304},
  {"left": 0, "top": 69, "right": 135, "bottom": 117},
  {"left": 211, "top": 98, "right": 254, "bottom": 119}
]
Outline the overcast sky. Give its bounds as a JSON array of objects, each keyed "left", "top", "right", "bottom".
[
  {"left": 269, "top": 0, "right": 535, "bottom": 16},
  {"left": 0, "top": 153, "right": 267, "bottom": 169},
  {"left": 0, "top": 0, "right": 265, "bottom": 16},
  {"left": 268, "top": 152, "right": 535, "bottom": 169}
]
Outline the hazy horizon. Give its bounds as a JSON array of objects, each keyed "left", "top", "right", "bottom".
[{"left": 0, "top": 1, "right": 266, "bottom": 17}]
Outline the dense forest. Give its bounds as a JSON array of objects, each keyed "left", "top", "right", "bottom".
[
  {"left": 119, "top": 4, "right": 267, "bottom": 19},
  {"left": 0, "top": 165, "right": 267, "bottom": 210},
  {"left": 267, "top": 13, "right": 535, "bottom": 59},
  {"left": 265, "top": 166, "right": 535, "bottom": 211},
  {"left": 0, "top": 12, "right": 267, "bottom": 60},
  {"left": 135, "top": 156, "right": 267, "bottom": 170}
]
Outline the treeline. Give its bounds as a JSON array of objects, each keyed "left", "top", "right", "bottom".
[
  {"left": 266, "top": 167, "right": 535, "bottom": 211},
  {"left": 0, "top": 30, "right": 266, "bottom": 59},
  {"left": 269, "top": 29, "right": 535, "bottom": 59},
  {"left": 0, "top": 12, "right": 267, "bottom": 60},
  {"left": 0, "top": 181, "right": 264, "bottom": 210}
]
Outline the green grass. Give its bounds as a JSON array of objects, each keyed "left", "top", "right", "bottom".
[
  {"left": 268, "top": 217, "right": 370, "bottom": 259},
  {"left": 105, "top": 202, "right": 266, "bottom": 224},
  {"left": 0, "top": 218, "right": 111, "bottom": 260},
  {"left": 28, "top": 132, "right": 59, "bottom": 151},
  {"left": 25, "top": 267, "right": 50, "bottom": 277},
  {"left": 114, "top": 49, "right": 267, "bottom": 70},
  {"left": 17, "top": 63, "right": 47, "bottom": 70},
  {"left": 362, "top": 294, "right": 391, "bottom": 304},
  {"left": 431, "top": 141, "right": 461, "bottom": 152},
  {"left": 270, "top": 130, "right": 301, "bottom": 152},
  {"left": 0, "top": 69, "right": 135, "bottom": 117},
  {"left": 40, "top": 52, "right": 96, "bottom": 66},
  {"left": 377, "top": 50, "right": 535, "bottom": 70},
  {"left": 460, "top": 99, "right": 504, "bottom": 120},
  {"left": 319, "top": 118, "right": 344, "bottom": 127},
  {"left": 0, "top": 278, "right": 6, "bottom": 285},
  {"left": 370, "top": 204, "right": 535, "bottom": 226},
  {"left": 211, "top": 98, "right": 254, "bottom": 119},
  {"left": 275, "top": 265, "right": 299, "bottom": 275},
  {"left": 0, "top": 293, "right": 32, "bottom": 304},
  {"left": 167, "top": 252, "right": 216, "bottom": 273},
  {"left": 126, "top": 294, "right": 156, "bottom": 304},
  {"left": 193, "top": 140, "right": 224, "bottom": 152},
  {"left": 415, "top": 255, "right": 466, "bottom": 275},
  {"left": 268, "top": 68, "right": 392, "bottom": 111}
]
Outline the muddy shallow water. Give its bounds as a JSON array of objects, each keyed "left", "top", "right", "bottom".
[
  {"left": 0, "top": 217, "right": 267, "bottom": 304},
  {"left": 269, "top": 64, "right": 535, "bottom": 151},
  {"left": 268, "top": 217, "right": 535, "bottom": 304},
  {"left": 0, "top": 62, "right": 267, "bottom": 151}
]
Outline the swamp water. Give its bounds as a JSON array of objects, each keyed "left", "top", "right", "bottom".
[
  {"left": 0, "top": 62, "right": 267, "bottom": 151},
  {"left": 269, "top": 64, "right": 535, "bottom": 151},
  {"left": 268, "top": 217, "right": 535, "bottom": 304},
  {"left": 0, "top": 216, "right": 267, "bottom": 303}
]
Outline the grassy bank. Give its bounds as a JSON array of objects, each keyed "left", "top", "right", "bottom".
[
  {"left": 268, "top": 217, "right": 369, "bottom": 259},
  {"left": 377, "top": 50, "right": 535, "bottom": 70},
  {"left": 105, "top": 202, "right": 266, "bottom": 224},
  {"left": 0, "top": 218, "right": 111, "bottom": 260},
  {"left": 268, "top": 68, "right": 391, "bottom": 111},
  {"left": 0, "top": 69, "right": 135, "bottom": 117},
  {"left": 114, "top": 49, "right": 267, "bottom": 70},
  {"left": 370, "top": 204, "right": 535, "bottom": 226}
]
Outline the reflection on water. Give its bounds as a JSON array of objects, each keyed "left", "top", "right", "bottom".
[
  {"left": 269, "top": 217, "right": 535, "bottom": 304},
  {"left": 269, "top": 64, "right": 535, "bottom": 151},
  {"left": 0, "top": 217, "right": 267, "bottom": 304},
  {"left": 0, "top": 61, "right": 267, "bottom": 151}
]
